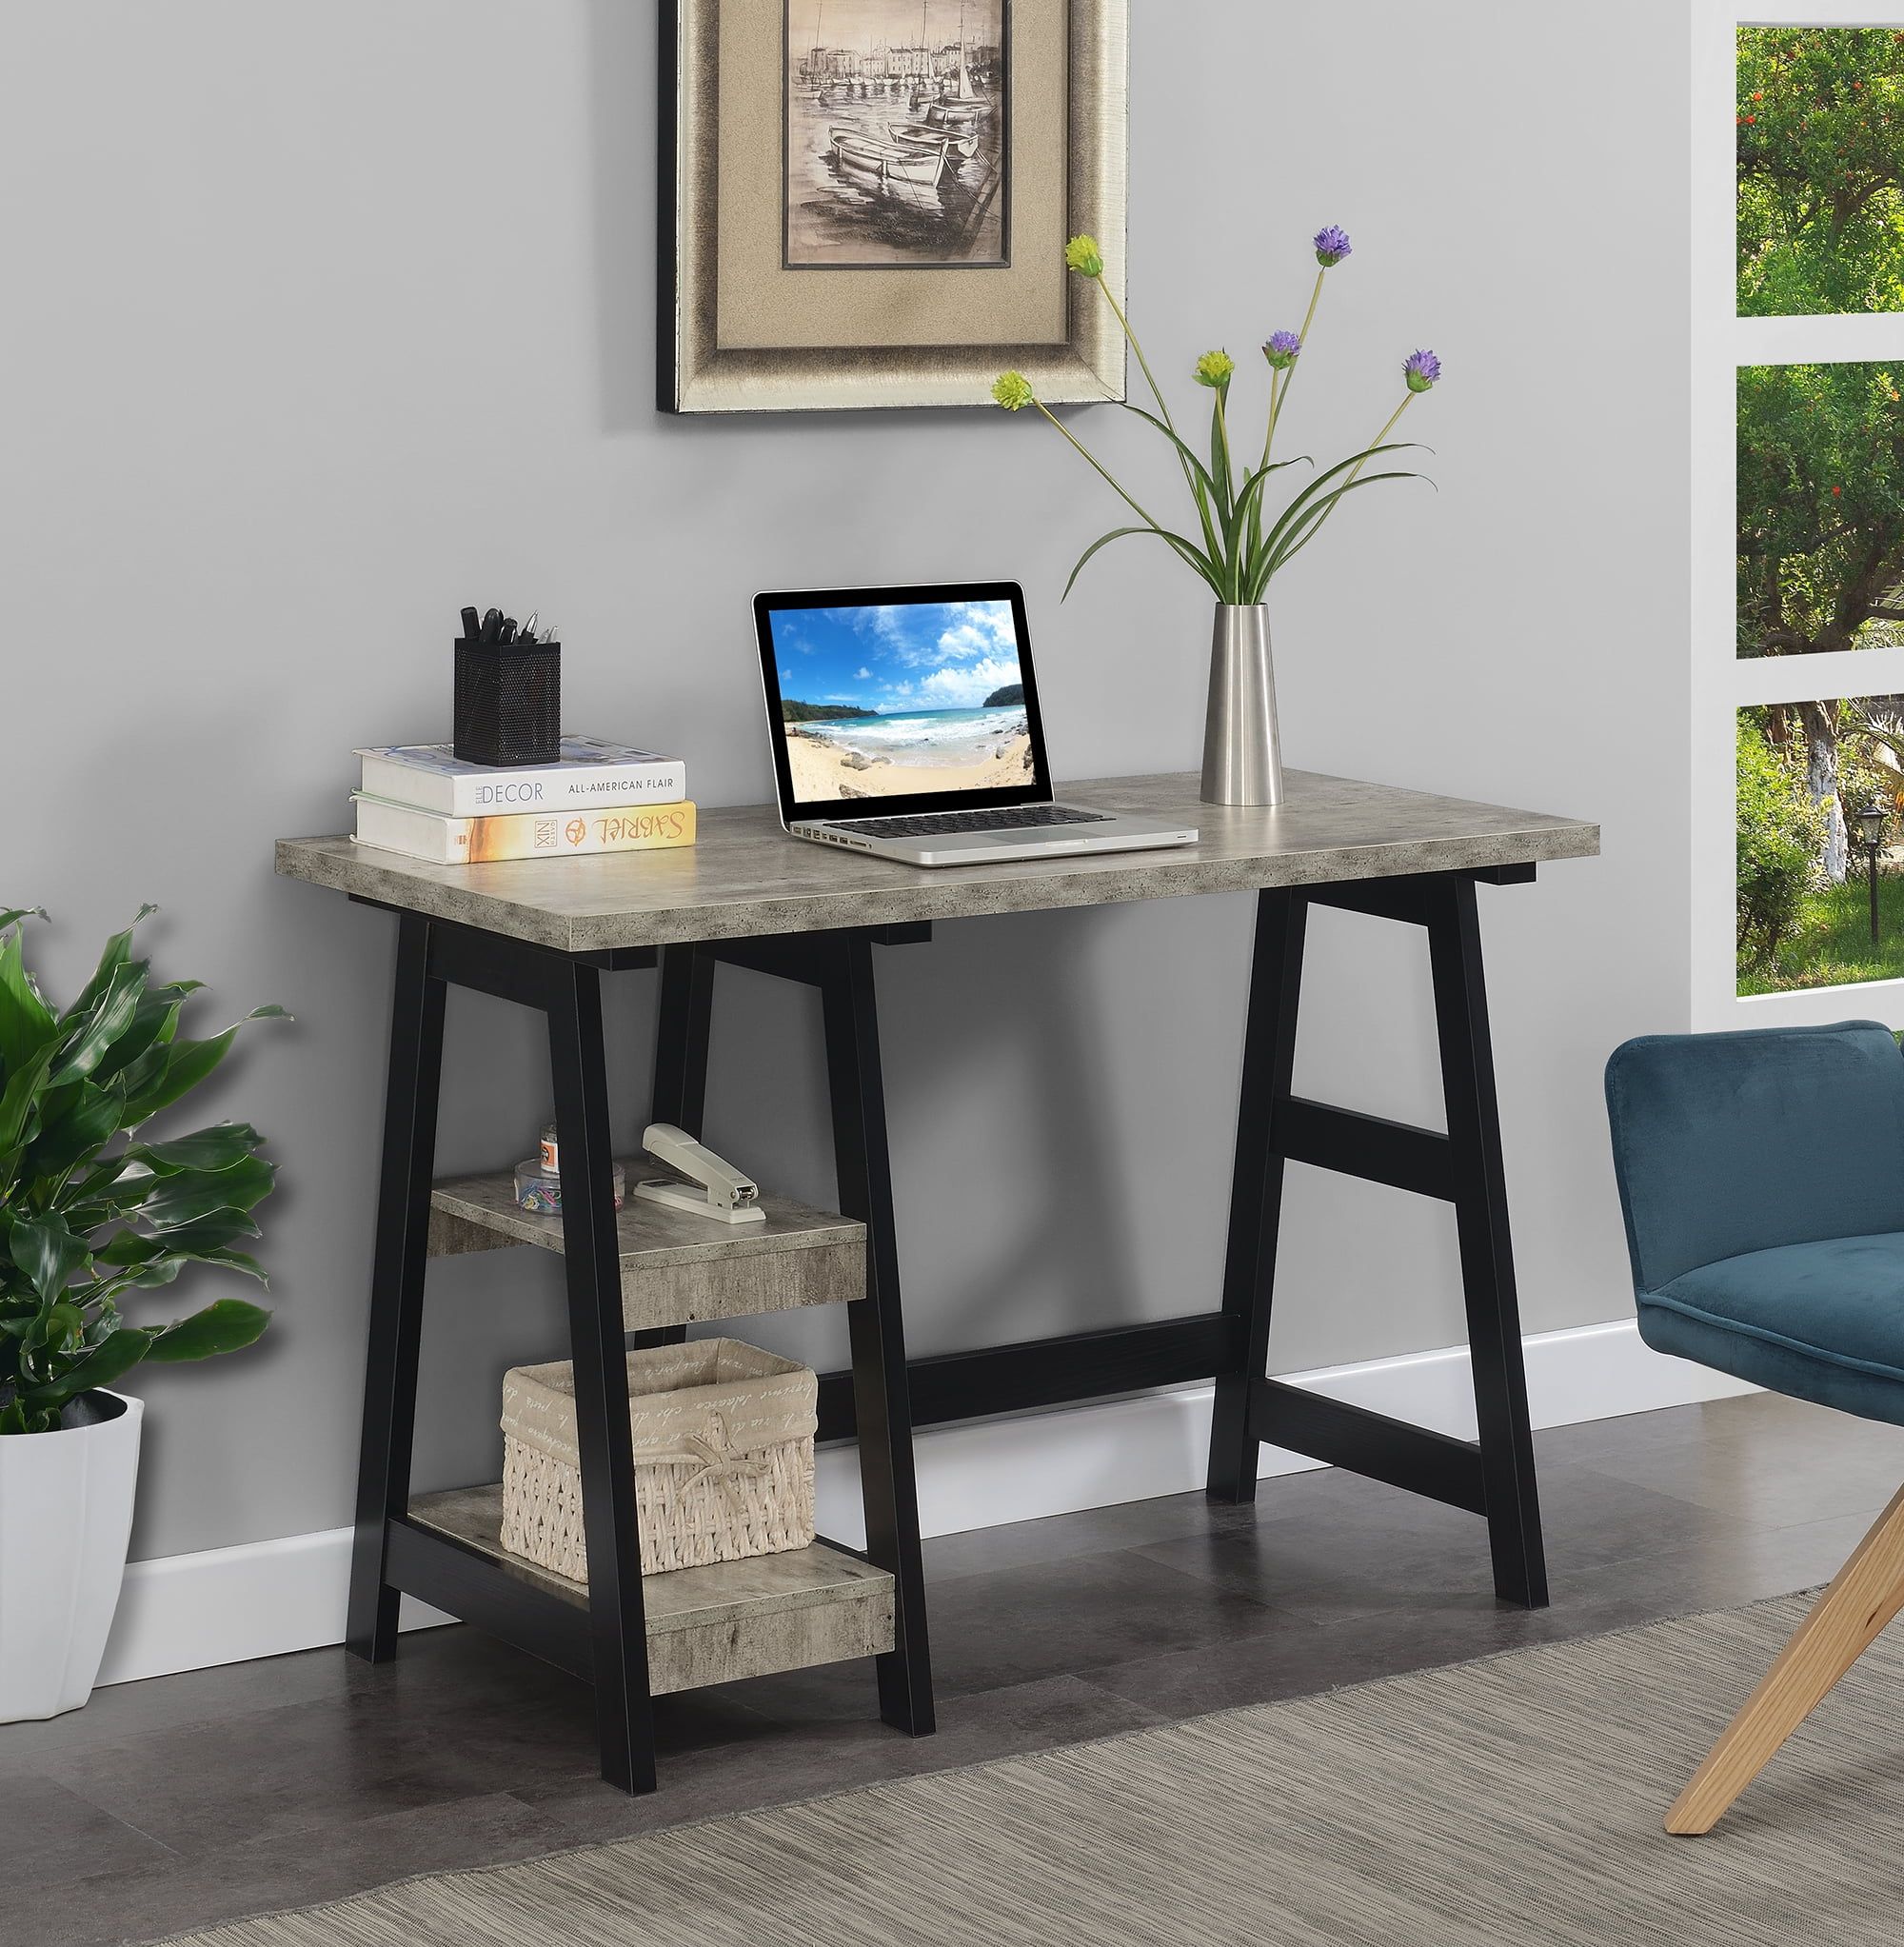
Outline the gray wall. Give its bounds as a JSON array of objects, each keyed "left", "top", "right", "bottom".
[{"left": 4, "top": 1, "right": 1689, "bottom": 1560}]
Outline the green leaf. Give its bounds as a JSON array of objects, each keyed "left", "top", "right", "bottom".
[
  {"left": 137, "top": 1154, "right": 275, "bottom": 1228},
  {"left": 126, "top": 1122, "right": 264, "bottom": 1177},
  {"left": 51, "top": 960, "right": 149, "bottom": 1086},
  {"left": 120, "top": 1007, "right": 288, "bottom": 1125},
  {"left": 0, "top": 1041, "right": 56, "bottom": 1167},
  {"left": 1114, "top": 403, "right": 1223, "bottom": 504},
  {"left": 0, "top": 918, "right": 57, "bottom": 1076},
  {"left": 60, "top": 905, "right": 157, "bottom": 1025},
  {"left": 145, "top": 1298, "right": 270, "bottom": 1362},
  {"left": 17, "top": 1327, "right": 155, "bottom": 1413},
  {"left": 1064, "top": 526, "right": 1221, "bottom": 602},
  {"left": 9, "top": 1214, "right": 92, "bottom": 1301},
  {"left": 92, "top": 982, "right": 204, "bottom": 1088},
  {"left": 23, "top": 1078, "right": 127, "bottom": 1184},
  {"left": 1263, "top": 469, "right": 1425, "bottom": 581},
  {"left": 96, "top": 1208, "right": 263, "bottom": 1263}
]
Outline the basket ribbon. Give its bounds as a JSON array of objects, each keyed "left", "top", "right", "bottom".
[{"left": 628, "top": 1412, "right": 773, "bottom": 1495}]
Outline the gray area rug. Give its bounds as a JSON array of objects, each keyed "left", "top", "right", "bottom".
[{"left": 163, "top": 1592, "right": 1904, "bottom": 1946}]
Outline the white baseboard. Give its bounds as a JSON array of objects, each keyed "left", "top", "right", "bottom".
[{"left": 96, "top": 1317, "right": 1754, "bottom": 1689}]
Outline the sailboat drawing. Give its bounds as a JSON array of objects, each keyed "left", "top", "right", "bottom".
[{"left": 784, "top": 0, "right": 1005, "bottom": 268}]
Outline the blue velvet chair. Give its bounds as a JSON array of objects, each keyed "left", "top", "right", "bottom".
[{"left": 1605, "top": 1020, "right": 1904, "bottom": 1834}]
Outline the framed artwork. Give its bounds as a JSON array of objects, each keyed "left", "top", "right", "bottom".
[{"left": 658, "top": 0, "right": 1128, "bottom": 413}]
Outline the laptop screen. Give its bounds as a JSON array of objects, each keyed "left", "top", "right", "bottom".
[{"left": 756, "top": 584, "right": 1051, "bottom": 819}]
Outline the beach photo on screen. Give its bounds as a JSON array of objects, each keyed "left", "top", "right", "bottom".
[{"left": 771, "top": 598, "right": 1031, "bottom": 801}]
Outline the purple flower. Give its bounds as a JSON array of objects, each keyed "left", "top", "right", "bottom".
[
  {"left": 1262, "top": 330, "right": 1302, "bottom": 370},
  {"left": 1313, "top": 225, "right": 1353, "bottom": 267},
  {"left": 1403, "top": 348, "right": 1441, "bottom": 392}
]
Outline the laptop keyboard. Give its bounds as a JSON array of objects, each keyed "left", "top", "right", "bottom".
[{"left": 840, "top": 805, "right": 1113, "bottom": 839}]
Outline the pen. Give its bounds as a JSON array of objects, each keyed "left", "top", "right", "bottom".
[
  {"left": 480, "top": 607, "right": 502, "bottom": 646},
  {"left": 460, "top": 605, "right": 480, "bottom": 641}
]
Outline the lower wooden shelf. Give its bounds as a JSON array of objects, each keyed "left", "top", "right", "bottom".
[{"left": 400, "top": 1485, "right": 895, "bottom": 1697}]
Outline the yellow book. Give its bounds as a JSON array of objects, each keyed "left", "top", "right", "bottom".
[{"left": 351, "top": 793, "right": 695, "bottom": 864}]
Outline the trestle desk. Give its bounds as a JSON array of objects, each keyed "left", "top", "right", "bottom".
[{"left": 277, "top": 767, "right": 1599, "bottom": 1794}]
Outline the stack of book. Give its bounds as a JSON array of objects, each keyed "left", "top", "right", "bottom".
[{"left": 350, "top": 737, "right": 694, "bottom": 864}]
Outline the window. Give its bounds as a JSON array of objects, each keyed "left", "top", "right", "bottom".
[{"left": 1696, "top": 8, "right": 1904, "bottom": 1022}]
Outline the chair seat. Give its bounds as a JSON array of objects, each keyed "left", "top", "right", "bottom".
[{"left": 1643, "top": 1231, "right": 1904, "bottom": 1426}]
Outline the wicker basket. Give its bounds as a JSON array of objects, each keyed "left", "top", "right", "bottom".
[{"left": 499, "top": 1339, "right": 817, "bottom": 1582}]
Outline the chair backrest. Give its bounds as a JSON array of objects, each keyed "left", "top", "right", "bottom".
[{"left": 1604, "top": 1021, "right": 1904, "bottom": 1293}]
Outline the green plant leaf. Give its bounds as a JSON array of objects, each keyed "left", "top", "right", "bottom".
[
  {"left": 1263, "top": 469, "right": 1425, "bottom": 581},
  {"left": 119, "top": 1007, "right": 288, "bottom": 1125},
  {"left": 0, "top": 1041, "right": 56, "bottom": 1168},
  {"left": 51, "top": 960, "right": 149, "bottom": 1086},
  {"left": 125, "top": 1122, "right": 264, "bottom": 1177},
  {"left": 17, "top": 1326, "right": 155, "bottom": 1415},
  {"left": 1064, "top": 524, "right": 1222, "bottom": 602},
  {"left": 136, "top": 1154, "right": 275, "bottom": 1228},
  {"left": 145, "top": 1298, "right": 269, "bottom": 1362},
  {"left": 23, "top": 1078, "right": 127, "bottom": 1185},
  {"left": 9, "top": 1213, "right": 92, "bottom": 1301},
  {"left": 94, "top": 1210, "right": 265, "bottom": 1273},
  {"left": 60, "top": 905, "right": 157, "bottom": 1025},
  {"left": 92, "top": 982, "right": 204, "bottom": 1088},
  {"left": 0, "top": 918, "right": 57, "bottom": 1076}
]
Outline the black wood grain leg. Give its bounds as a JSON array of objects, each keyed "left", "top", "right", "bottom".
[
  {"left": 637, "top": 944, "right": 715, "bottom": 1351},
  {"left": 1207, "top": 889, "right": 1308, "bottom": 1503},
  {"left": 1428, "top": 878, "right": 1549, "bottom": 1609},
  {"left": 549, "top": 961, "right": 658, "bottom": 1793},
  {"left": 822, "top": 933, "right": 935, "bottom": 1737},
  {"left": 347, "top": 913, "right": 446, "bottom": 1662}
]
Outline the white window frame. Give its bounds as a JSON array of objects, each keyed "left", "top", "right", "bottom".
[{"left": 1694, "top": 2, "right": 1904, "bottom": 1029}]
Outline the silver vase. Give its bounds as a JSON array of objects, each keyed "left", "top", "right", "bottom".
[{"left": 1200, "top": 603, "right": 1283, "bottom": 806}]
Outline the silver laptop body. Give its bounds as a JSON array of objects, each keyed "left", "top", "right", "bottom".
[{"left": 753, "top": 581, "right": 1198, "bottom": 868}]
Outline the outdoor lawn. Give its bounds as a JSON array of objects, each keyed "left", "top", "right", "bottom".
[{"left": 1739, "top": 868, "right": 1904, "bottom": 995}]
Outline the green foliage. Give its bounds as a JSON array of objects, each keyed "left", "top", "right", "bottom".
[
  {"left": 1738, "top": 29, "right": 1904, "bottom": 317},
  {"left": 1736, "top": 717, "right": 1827, "bottom": 974},
  {"left": 781, "top": 700, "right": 880, "bottom": 724},
  {"left": 1736, "top": 362, "right": 1904, "bottom": 658},
  {"left": 1738, "top": 870, "right": 1904, "bottom": 995},
  {"left": 982, "top": 684, "right": 1023, "bottom": 706},
  {"left": 0, "top": 909, "right": 285, "bottom": 1436}
]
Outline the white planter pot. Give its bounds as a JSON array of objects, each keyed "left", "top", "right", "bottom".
[{"left": 0, "top": 1389, "right": 143, "bottom": 1721}]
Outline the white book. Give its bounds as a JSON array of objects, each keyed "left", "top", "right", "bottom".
[
  {"left": 351, "top": 793, "right": 696, "bottom": 864},
  {"left": 356, "top": 736, "right": 686, "bottom": 816}
]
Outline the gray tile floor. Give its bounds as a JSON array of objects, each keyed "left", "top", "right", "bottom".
[{"left": 10, "top": 1391, "right": 1904, "bottom": 1947}]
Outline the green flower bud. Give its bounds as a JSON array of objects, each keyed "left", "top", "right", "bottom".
[
  {"left": 1063, "top": 235, "right": 1104, "bottom": 277},
  {"left": 992, "top": 370, "right": 1036, "bottom": 411},
  {"left": 1193, "top": 349, "right": 1236, "bottom": 389}
]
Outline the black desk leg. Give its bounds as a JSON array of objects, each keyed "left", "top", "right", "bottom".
[
  {"left": 347, "top": 912, "right": 446, "bottom": 1661},
  {"left": 637, "top": 944, "right": 716, "bottom": 1352},
  {"left": 549, "top": 961, "right": 658, "bottom": 1794},
  {"left": 1206, "top": 889, "right": 1307, "bottom": 1505},
  {"left": 1428, "top": 879, "right": 1548, "bottom": 1608},
  {"left": 652, "top": 943, "right": 714, "bottom": 1132},
  {"left": 822, "top": 934, "right": 935, "bottom": 1736}
]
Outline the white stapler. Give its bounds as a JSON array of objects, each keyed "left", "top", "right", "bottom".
[{"left": 631, "top": 1123, "right": 767, "bottom": 1225}]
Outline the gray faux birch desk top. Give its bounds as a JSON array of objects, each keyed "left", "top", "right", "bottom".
[{"left": 275, "top": 768, "right": 1598, "bottom": 954}]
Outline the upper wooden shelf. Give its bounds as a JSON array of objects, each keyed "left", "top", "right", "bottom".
[
  {"left": 274, "top": 768, "right": 1600, "bottom": 955},
  {"left": 428, "top": 1164, "right": 866, "bottom": 1330}
]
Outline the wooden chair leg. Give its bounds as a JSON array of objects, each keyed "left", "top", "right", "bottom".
[{"left": 1666, "top": 1480, "right": 1904, "bottom": 1835}]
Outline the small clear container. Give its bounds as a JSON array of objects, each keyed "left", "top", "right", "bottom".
[{"left": 513, "top": 1158, "right": 625, "bottom": 1217}]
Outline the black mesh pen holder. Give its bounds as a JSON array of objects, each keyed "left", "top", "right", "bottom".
[{"left": 454, "top": 639, "right": 562, "bottom": 766}]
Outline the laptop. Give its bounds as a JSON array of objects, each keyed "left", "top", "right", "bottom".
[{"left": 754, "top": 582, "right": 1199, "bottom": 867}]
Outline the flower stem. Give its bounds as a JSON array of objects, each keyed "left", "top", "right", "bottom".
[
  {"left": 1267, "top": 269, "right": 1328, "bottom": 455},
  {"left": 1097, "top": 272, "right": 1175, "bottom": 431},
  {"left": 1342, "top": 391, "right": 1414, "bottom": 490},
  {"left": 1035, "top": 400, "right": 1169, "bottom": 535}
]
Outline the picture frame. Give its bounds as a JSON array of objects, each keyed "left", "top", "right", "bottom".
[{"left": 658, "top": 0, "right": 1128, "bottom": 414}]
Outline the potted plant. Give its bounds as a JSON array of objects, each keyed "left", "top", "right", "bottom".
[
  {"left": 0, "top": 904, "right": 283, "bottom": 1720},
  {"left": 993, "top": 228, "right": 1440, "bottom": 807}
]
